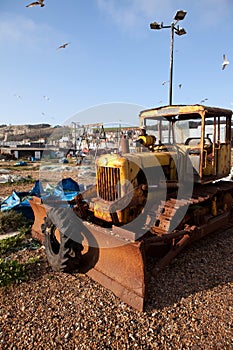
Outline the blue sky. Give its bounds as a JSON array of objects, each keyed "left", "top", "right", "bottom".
[{"left": 0, "top": 0, "right": 233, "bottom": 126}]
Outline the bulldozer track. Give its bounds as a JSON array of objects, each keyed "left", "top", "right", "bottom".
[
  {"left": 144, "top": 180, "right": 233, "bottom": 279},
  {"left": 148, "top": 180, "right": 233, "bottom": 237}
]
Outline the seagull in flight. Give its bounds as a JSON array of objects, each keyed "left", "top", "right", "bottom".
[
  {"left": 26, "top": 0, "right": 45, "bottom": 8},
  {"left": 222, "top": 54, "right": 229, "bottom": 70},
  {"left": 14, "top": 94, "right": 22, "bottom": 99},
  {"left": 57, "top": 42, "right": 71, "bottom": 50}
]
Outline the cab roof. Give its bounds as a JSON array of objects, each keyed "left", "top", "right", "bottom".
[{"left": 139, "top": 104, "right": 233, "bottom": 121}]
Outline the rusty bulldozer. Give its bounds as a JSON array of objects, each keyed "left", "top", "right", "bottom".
[{"left": 30, "top": 104, "right": 233, "bottom": 311}]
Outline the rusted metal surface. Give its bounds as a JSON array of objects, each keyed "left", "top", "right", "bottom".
[
  {"left": 29, "top": 197, "right": 47, "bottom": 243},
  {"left": 97, "top": 166, "right": 121, "bottom": 201},
  {"left": 111, "top": 225, "right": 143, "bottom": 241},
  {"left": 29, "top": 196, "right": 147, "bottom": 311},
  {"left": 149, "top": 211, "right": 232, "bottom": 278},
  {"left": 139, "top": 104, "right": 232, "bottom": 121},
  {"left": 29, "top": 179, "right": 233, "bottom": 311},
  {"left": 79, "top": 227, "right": 146, "bottom": 311}
]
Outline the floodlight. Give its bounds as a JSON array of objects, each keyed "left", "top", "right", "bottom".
[
  {"left": 175, "top": 27, "right": 187, "bottom": 36},
  {"left": 150, "top": 22, "right": 162, "bottom": 30},
  {"left": 174, "top": 10, "right": 187, "bottom": 21}
]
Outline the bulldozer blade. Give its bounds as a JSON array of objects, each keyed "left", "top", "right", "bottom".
[
  {"left": 29, "top": 197, "right": 147, "bottom": 311},
  {"left": 29, "top": 197, "right": 48, "bottom": 243},
  {"left": 79, "top": 223, "right": 147, "bottom": 311}
]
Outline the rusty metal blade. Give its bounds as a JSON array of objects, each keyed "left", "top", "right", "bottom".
[
  {"left": 29, "top": 197, "right": 147, "bottom": 311},
  {"left": 74, "top": 221, "right": 146, "bottom": 311},
  {"left": 29, "top": 197, "right": 47, "bottom": 243}
]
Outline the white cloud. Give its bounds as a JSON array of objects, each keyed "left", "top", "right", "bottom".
[
  {"left": 0, "top": 13, "right": 58, "bottom": 49},
  {"left": 193, "top": 0, "right": 233, "bottom": 27},
  {"left": 0, "top": 17, "right": 35, "bottom": 42},
  {"left": 0, "top": 14, "right": 36, "bottom": 42},
  {"left": 96, "top": 0, "right": 233, "bottom": 30},
  {"left": 130, "top": 0, "right": 173, "bottom": 18},
  {"left": 96, "top": 0, "right": 138, "bottom": 28},
  {"left": 96, "top": 0, "right": 174, "bottom": 29}
]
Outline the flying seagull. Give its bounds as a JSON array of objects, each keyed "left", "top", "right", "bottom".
[
  {"left": 222, "top": 54, "right": 229, "bottom": 70},
  {"left": 26, "top": 1, "right": 45, "bottom": 8},
  {"left": 14, "top": 94, "right": 22, "bottom": 99},
  {"left": 200, "top": 98, "right": 208, "bottom": 104},
  {"left": 57, "top": 42, "right": 70, "bottom": 50}
]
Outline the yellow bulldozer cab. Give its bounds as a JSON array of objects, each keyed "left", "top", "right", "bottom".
[{"left": 139, "top": 104, "right": 232, "bottom": 184}]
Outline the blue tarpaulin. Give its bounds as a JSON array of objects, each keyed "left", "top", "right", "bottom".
[
  {"left": 30, "top": 180, "right": 46, "bottom": 197},
  {"left": 1, "top": 191, "right": 35, "bottom": 220},
  {"left": 52, "top": 178, "right": 80, "bottom": 201},
  {"left": 0, "top": 178, "right": 80, "bottom": 219}
]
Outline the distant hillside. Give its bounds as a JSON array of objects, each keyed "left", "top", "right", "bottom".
[{"left": 0, "top": 124, "right": 71, "bottom": 142}]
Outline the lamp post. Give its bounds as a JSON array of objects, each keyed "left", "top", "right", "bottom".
[{"left": 150, "top": 10, "right": 187, "bottom": 105}]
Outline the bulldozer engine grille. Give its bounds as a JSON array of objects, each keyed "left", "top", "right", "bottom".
[{"left": 97, "top": 166, "right": 121, "bottom": 201}]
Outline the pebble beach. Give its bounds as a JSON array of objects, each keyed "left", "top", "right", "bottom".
[{"left": 0, "top": 161, "right": 232, "bottom": 349}]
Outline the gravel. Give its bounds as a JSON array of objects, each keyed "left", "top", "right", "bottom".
[
  {"left": 0, "top": 228, "right": 232, "bottom": 349},
  {"left": 0, "top": 163, "right": 233, "bottom": 349}
]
